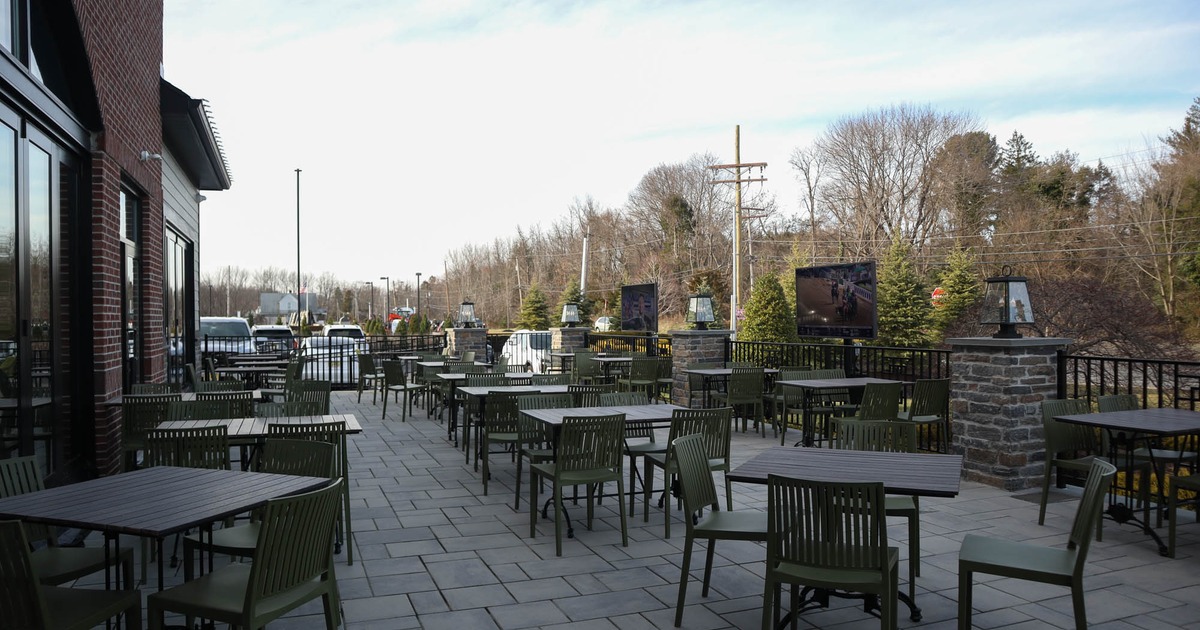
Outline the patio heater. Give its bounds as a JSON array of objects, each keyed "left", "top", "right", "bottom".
[
  {"left": 458, "top": 301, "right": 476, "bottom": 328},
  {"left": 981, "top": 266, "right": 1033, "bottom": 339},
  {"left": 561, "top": 303, "right": 581, "bottom": 327},
  {"left": 685, "top": 294, "right": 716, "bottom": 330}
]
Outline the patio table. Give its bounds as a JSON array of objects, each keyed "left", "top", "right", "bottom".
[
  {"left": 682, "top": 367, "right": 781, "bottom": 409},
  {"left": 0, "top": 466, "right": 328, "bottom": 590},
  {"left": 437, "top": 371, "right": 534, "bottom": 446},
  {"left": 593, "top": 355, "right": 633, "bottom": 381},
  {"left": 1055, "top": 406, "right": 1200, "bottom": 556},
  {"left": 215, "top": 364, "right": 285, "bottom": 390},
  {"left": 456, "top": 384, "right": 571, "bottom": 466},
  {"left": 774, "top": 377, "right": 900, "bottom": 446},
  {"left": 730, "top": 446, "right": 963, "bottom": 622},
  {"left": 156, "top": 412, "right": 362, "bottom": 469}
]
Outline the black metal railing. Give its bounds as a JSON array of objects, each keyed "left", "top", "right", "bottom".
[
  {"left": 586, "top": 332, "right": 672, "bottom": 357},
  {"left": 728, "top": 340, "right": 950, "bottom": 381},
  {"left": 1057, "top": 351, "right": 1200, "bottom": 410}
]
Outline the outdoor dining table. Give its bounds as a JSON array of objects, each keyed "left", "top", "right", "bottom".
[
  {"left": 682, "top": 366, "right": 781, "bottom": 409},
  {"left": 0, "top": 465, "right": 329, "bottom": 591},
  {"left": 1055, "top": 406, "right": 1200, "bottom": 556},
  {"left": 774, "top": 377, "right": 901, "bottom": 446},
  {"left": 438, "top": 372, "right": 537, "bottom": 446},
  {"left": 215, "top": 364, "right": 285, "bottom": 390},
  {"left": 156, "top": 412, "right": 362, "bottom": 469},
  {"left": 456, "top": 384, "right": 572, "bottom": 466},
  {"left": 729, "top": 446, "right": 964, "bottom": 622},
  {"left": 593, "top": 355, "right": 633, "bottom": 381}
]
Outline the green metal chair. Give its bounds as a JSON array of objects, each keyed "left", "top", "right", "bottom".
[
  {"left": 531, "top": 373, "right": 570, "bottom": 385},
  {"left": 830, "top": 419, "right": 921, "bottom": 601},
  {"left": 1101, "top": 394, "right": 1199, "bottom": 526},
  {"left": 481, "top": 391, "right": 523, "bottom": 493},
  {"left": 762, "top": 475, "right": 898, "bottom": 630},
  {"left": 166, "top": 399, "right": 232, "bottom": 421},
  {"left": 529, "top": 413, "right": 628, "bottom": 556},
  {"left": 514, "top": 393, "right": 574, "bottom": 510},
  {"left": 196, "top": 389, "right": 254, "bottom": 417},
  {"left": 572, "top": 351, "right": 604, "bottom": 385},
  {"left": 382, "top": 360, "right": 425, "bottom": 421},
  {"left": 711, "top": 367, "right": 765, "bottom": 434},
  {"left": 286, "top": 379, "right": 332, "bottom": 414},
  {"left": 670, "top": 433, "right": 768, "bottom": 627},
  {"left": 196, "top": 379, "right": 245, "bottom": 392},
  {"left": 145, "top": 425, "right": 231, "bottom": 471},
  {"left": 1168, "top": 472, "right": 1200, "bottom": 557},
  {"left": 602, "top": 390, "right": 665, "bottom": 516},
  {"left": 122, "top": 393, "right": 182, "bottom": 471},
  {"left": 617, "top": 356, "right": 660, "bottom": 403},
  {"left": 0, "top": 520, "right": 142, "bottom": 630},
  {"left": 644, "top": 407, "right": 733, "bottom": 538},
  {"left": 655, "top": 356, "right": 674, "bottom": 403},
  {"left": 146, "top": 479, "right": 344, "bottom": 630},
  {"left": 959, "top": 459, "right": 1115, "bottom": 630},
  {"left": 182, "top": 438, "right": 336, "bottom": 581},
  {"left": 767, "top": 367, "right": 816, "bottom": 442},
  {"left": 568, "top": 383, "right": 613, "bottom": 408},
  {"left": 844, "top": 381, "right": 903, "bottom": 422},
  {"left": 896, "top": 378, "right": 951, "bottom": 453},
  {"left": 0, "top": 456, "right": 134, "bottom": 589},
  {"left": 132, "top": 382, "right": 180, "bottom": 395},
  {"left": 356, "top": 354, "right": 383, "bottom": 403},
  {"left": 255, "top": 400, "right": 322, "bottom": 417},
  {"left": 267, "top": 420, "right": 353, "bottom": 565},
  {"left": 684, "top": 361, "right": 724, "bottom": 409},
  {"left": 1039, "top": 398, "right": 1146, "bottom": 541}
]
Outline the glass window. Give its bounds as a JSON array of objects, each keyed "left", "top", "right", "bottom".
[
  {"left": 0, "top": 0, "right": 11, "bottom": 53},
  {"left": 0, "top": 119, "right": 15, "bottom": 411}
]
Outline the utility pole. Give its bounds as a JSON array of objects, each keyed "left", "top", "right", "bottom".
[
  {"left": 579, "top": 225, "right": 590, "bottom": 297},
  {"left": 709, "top": 125, "right": 767, "bottom": 336},
  {"left": 415, "top": 272, "right": 422, "bottom": 320},
  {"left": 295, "top": 168, "right": 302, "bottom": 327}
]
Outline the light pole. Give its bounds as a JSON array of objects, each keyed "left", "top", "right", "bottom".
[
  {"left": 380, "top": 276, "right": 390, "bottom": 334},
  {"left": 366, "top": 281, "right": 374, "bottom": 323},
  {"left": 295, "top": 168, "right": 302, "bottom": 328},
  {"left": 415, "top": 272, "right": 422, "bottom": 321}
]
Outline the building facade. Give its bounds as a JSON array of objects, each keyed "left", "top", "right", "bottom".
[{"left": 0, "top": 1, "right": 228, "bottom": 480}]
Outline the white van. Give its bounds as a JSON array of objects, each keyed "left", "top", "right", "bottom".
[{"left": 501, "top": 330, "right": 552, "bottom": 373}]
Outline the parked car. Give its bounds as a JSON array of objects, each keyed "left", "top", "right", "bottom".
[
  {"left": 200, "top": 316, "right": 254, "bottom": 357},
  {"left": 323, "top": 323, "right": 369, "bottom": 353},
  {"left": 300, "top": 336, "right": 359, "bottom": 386},
  {"left": 251, "top": 324, "right": 296, "bottom": 354},
  {"left": 501, "top": 330, "right": 552, "bottom": 373},
  {"left": 593, "top": 316, "right": 618, "bottom": 332}
]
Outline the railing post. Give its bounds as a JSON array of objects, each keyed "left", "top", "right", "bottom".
[{"left": 1055, "top": 348, "right": 1067, "bottom": 399}]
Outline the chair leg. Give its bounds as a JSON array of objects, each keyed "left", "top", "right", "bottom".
[
  {"left": 1070, "top": 577, "right": 1087, "bottom": 630},
  {"left": 514, "top": 453, "right": 524, "bottom": 511},
  {"left": 529, "top": 469, "right": 540, "bottom": 539},
  {"left": 617, "top": 477, "right": 628, "bottom": 547},
  {"left": 760, "top": 575, "right": 775, "bottom": 630},
  {"left": 958, "top": 567, "right": 972, "bottom": 630},
  {"left": 554, "top": 482, "right": 564, "bottom": 556},
  {"left": 1038, "top": 465, "right": 1053, "bottom": 525},
  {"left": 482, "top": 437, "right": 491, "bottom": 496},
  {"left": 1169, "top": 483, "right": 1179, "bottom": 558},
  {"left": 701, "top": 539, "right": 717, "bottom": 596},
  {"left": 643, "top": 459, "right": 655, "bottom": 523},
  {"left": 675, "top": 533, "right": 694, "bottom": 627}
]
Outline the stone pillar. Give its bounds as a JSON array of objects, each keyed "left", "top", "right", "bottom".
[
  {"left": 551, "top": 327, "right": 587, "bottom": 353},
  {"left": 948, "top": 336, "right": 1073, "bottom": 491},
  {"left": 446, "top": 327, "right": 487, "bottom": 360},
  {"left": 669, "top": 329, "right": 731, "bottom": 407}
]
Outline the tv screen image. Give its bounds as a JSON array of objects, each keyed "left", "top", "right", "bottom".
[
  {"left": 621, "top": 283, "right": 658, "bottom": 332},
  {"left": 794, "top": 261, "right": 878, "bottom": 339}
]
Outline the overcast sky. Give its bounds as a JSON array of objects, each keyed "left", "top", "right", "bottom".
[{"left": 162, "top": 0, "right": 1200, "bottom": 289}]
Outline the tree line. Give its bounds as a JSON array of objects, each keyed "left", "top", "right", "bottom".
[{"left": 202, "top": 98, "right": 1200, "bottom": 357}]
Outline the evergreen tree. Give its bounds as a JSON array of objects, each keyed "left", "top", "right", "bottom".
[
  {"left": 875, "top": 237, "right": 931, "bottom": 347},
  {"left": 516, "top": 283, "right": 552, "bottom": 330},
  {"left": 739, "top": 274, "right": 798, "bottom": 343},
  {"left": 555, "top": 278, "right": 593, "bottom": 326},
  {"left": 930, "top": 246, "right": 981, "bottom": 341}
]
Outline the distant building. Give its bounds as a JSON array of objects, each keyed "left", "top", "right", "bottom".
[{"left": 259, "top": 292, "right": 325, "bottom": 323}]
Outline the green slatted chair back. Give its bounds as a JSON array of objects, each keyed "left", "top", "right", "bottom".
[
  {"left": 145, "top": 425, "right": 231, "bottom": 470},
  {"left": 532, "top": 373, "right": 570, "bottom": 385},
  {"left": 1098, "top": 394, "right": 1139, "bottom": 413},
  {"left": 673, "top": 434, "right": 721, "bottom": 518},
  {"left": 382, "top": 360, "right": 408, "bottom": 388},
  {"left": 285, "top": 379, "right": 331, "bottom": 414},
  {"left": 557, "top": 414, "right": 626, "bottom": 474},
  {"left": 667, "top": 407, "right": 732, "bottom": 463},
  {"left": 197, "top": 390, "right": 254, "bottom": 417},
  {"left": 1042, "top": 398, "right": 1097, "bottom": 456},
  {"left": 598, "top": 392, "right": 644, "bottom": 406},
  {"left": 568, "top": 384, "right": 613, "bottom": 407},
  {"left": 908, "top": 378, "right": 950, "bottom": 418},
  {"left": 0, "top": 456, "right": 53, "bottom": 544},
  {"left": 259, "top": 438, "right": 335, "bottom": 478},
  {"left": 197, "top": 379, "right": 245, "bottom": 392},
  {"left": 1070, "top": 459, "right": 1117, "bottom": 557},
  {"left": 854, "top": 381, "right": 903, "bottom": 421},
  {"left": 132, "top": 382, "right": 179, "bottom": 395},
  {"left": 0, "top": 520, "right": 53, "bottom": 627},
  {"left": 833, "top": 419, "right": 915, "bottom": 452},
  {"left": 465, "top": 373, "right": 507, "bottom": 388},
  {"left": 484, "top": 391, "right": 523, "bottom": 434},
  {"left": 516, "top": 393, "right": 573, "bottom": 445},
  {"left": 167, "top": 399, "right": 232, "bottom": 421},
  {"left": 724, "top": 367, "right": 765, "bottom": 405},
  {"left": 122, "top": 393, "right": 182, "bottom": 468},
  {"left": 255, "top": 400, "right": 323, "bottom": 418}
]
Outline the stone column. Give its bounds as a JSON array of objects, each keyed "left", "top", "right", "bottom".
[
  {"left": 948, "top": 336, "right": 1073, "bottom": 490},
  {"left": 669, "top": 329, "right": 731, "bottom": 407},
  {"left": 551, "top": 327, "right": 587, "bottom": 353},
  {"left": 446, "top": 327, "right": 487, "bottom": 360}
]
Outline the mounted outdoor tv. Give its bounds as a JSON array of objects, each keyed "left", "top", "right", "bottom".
[
  {"left": 794, "top": 261, "right": 878, "bottom": 339},
  {"left": 621, "top": 283, "right": 658, "bottom": 332}
]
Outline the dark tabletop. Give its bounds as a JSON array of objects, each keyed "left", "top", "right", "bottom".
[
  {"left": 457, "top": 384, "right": 572, "bottom": 398},
  {"left": 1056, "top": 407, "right": 1200, "bottom": 437},
  {"left": 728, "top": 447, "right": 963, "bottom": 497},
  {"left": 0, "top": 466, "right": 329, "bottom": 538},
  {"left": 776, "top": 377, "right": 900, "bottom": 390},
  {"left": 682, "top": 367, "right": 782, "bottom": 376},
  {"left": 521, "top": 404, "right": 688, "bottom": 426},
  {"left": 156, "top": 413, "right": 362, "bottom": 440}
]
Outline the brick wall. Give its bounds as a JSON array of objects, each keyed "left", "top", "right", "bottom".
[{"left": 74, "top": 0, "right": 164, "bottom": 474}]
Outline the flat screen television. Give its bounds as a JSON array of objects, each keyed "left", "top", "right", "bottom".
[
  {"left": 794, "top": 261, "right": 878, "bottom": 339},
  {"left": 621, "top": 283, "right": 658, "bottom": 332}
]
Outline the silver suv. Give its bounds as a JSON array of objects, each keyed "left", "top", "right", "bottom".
[{"left": 200, "top": 317, "right": 254, "bottom": 356}]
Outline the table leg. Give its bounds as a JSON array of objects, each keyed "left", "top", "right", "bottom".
[{"left": 1105, "top": 429, "right": 1168, "bottom": 556}]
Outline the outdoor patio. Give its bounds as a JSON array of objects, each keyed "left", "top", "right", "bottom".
[{"left": 120, "top": 390, "right": 1200, "bottom": 629}]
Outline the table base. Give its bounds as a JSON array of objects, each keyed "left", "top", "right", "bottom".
[
  {"left": 1105, "top": 503, "right": 1169, "bottom": 556},
  {"left": 775, "top": 585, "right": 922, "bottom": 627}
]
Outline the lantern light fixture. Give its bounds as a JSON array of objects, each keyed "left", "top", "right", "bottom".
[
  {"left": 685, "top": 294, "right": 716, "bottom": 330},
  {"left": 980, "top": 266, "right": 1033, "bottom": 339},
  {"left": 561, "top": 303, "right": 581, "bottom": 327}
]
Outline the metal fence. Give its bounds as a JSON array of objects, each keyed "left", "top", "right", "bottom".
[
  {"left": 1057, "top": 351, "right": 1200, "bottom": 409},
  {"left": 728, "top": 340, "right": 951, "bottom": 381}
]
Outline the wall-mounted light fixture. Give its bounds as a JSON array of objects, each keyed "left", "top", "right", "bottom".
[{"left": 139, "top": 150, "right": 163, "bottom": 162}]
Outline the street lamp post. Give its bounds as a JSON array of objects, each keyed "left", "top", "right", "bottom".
[
  {"left": 366, "top": 281, "right": 374, "bottom": 323},
  {"left": 415, "top": 272, "right": 422, "bottom": 321},
  {"left": 295, "top": 168, "right": 301, "bottom": 328},
  {"left": 380, "top": 276, "right": 390, "bottom": 334}
]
